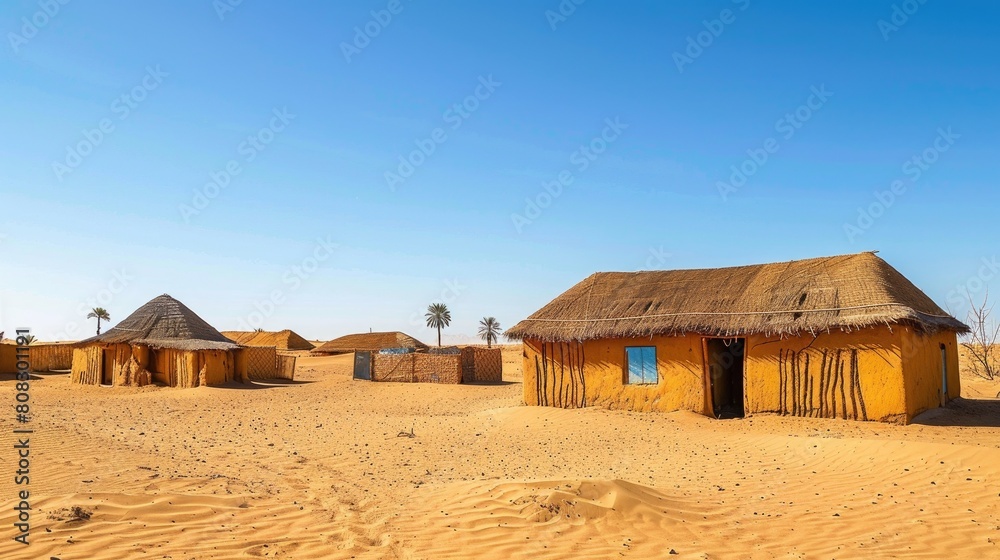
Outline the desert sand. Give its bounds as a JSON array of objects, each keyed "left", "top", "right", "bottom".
[{"left": 1, "top": 345, "right": 999, "bottom": 559}]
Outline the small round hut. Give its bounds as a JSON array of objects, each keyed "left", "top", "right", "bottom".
[{"left": 71, "top": 294, "right": 241, "bottom": 388}]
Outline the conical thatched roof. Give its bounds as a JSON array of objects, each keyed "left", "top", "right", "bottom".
[
  {"left": 221, "top": 330, "right": 315, "bottom": 350},
  {"left": 506, "top": 252, "right": 969, "bottom": 342},
  {"left": 313, "top": 331, "right": 429, "bottom": 354},
  {"left": 77, "top": 294, "right": 239, "bottom": 351}
]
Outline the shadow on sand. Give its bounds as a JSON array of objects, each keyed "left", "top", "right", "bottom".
[
  {"left": 0, "top": 372, "right": 46, "bottom": 382},
  {"left": 212, "top": 378, "right": 316, "bottom": 390},
  {"left": 911, "top": 397, "right": 1000, "bottom": 428}
]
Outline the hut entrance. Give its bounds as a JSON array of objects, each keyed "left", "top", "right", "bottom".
[
  {"left": 705, "top": 338, "right": 746, "bottom": 419},
  {"left": 101, "top": 348, "right": 114, "bottom": 385}
]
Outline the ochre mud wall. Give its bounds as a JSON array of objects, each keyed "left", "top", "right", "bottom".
[
  {"left": 71, "top": 344, "right": 152, "bottom": 386},
  {"left": 524, "top": 325, "right": 956, "bottom": 423},
  {"left": 71, "top": 345, "right": 102, "bottom": 384},
  {"left": 150, "top": 348, "right": 198, "bottom": 388},
  {"left": 523, "top": 335, "right": 705, "bottom": 412},
  {"left": 900, "top": 327, "right": 960, "bottom": 419},
  {"left": 200, "top": 350, "right": 235, "bottom": 386},
  {"left": 744, "top": 327, "right": 906, "bottom": 422},
  {"left": 73, "top": 345, "right": 238, "bottom": 388},
  {"left": 0, "top": 343, "right": 17, "bottom": 374}
]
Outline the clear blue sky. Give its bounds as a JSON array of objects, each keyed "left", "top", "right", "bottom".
[{"left": 1, "top": 0, "right": 998, "bottom": 343}]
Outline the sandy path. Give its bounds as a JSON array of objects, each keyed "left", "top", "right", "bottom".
[{"left": 1, "top": 348, "right": 998, "bottom": 559}]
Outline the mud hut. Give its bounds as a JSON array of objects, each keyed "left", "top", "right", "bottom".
[
  {"left": 71, "top": 294, "right": 243, "bottom": 387},
  {"left": 221, "top": 329, "right": 315, "bottom": 351},
  {"left": 506, "top": 252, "right": 969, "bottom": 424},
  {"left": 314, "top": 331, "right": 429, "bottom": 355}
]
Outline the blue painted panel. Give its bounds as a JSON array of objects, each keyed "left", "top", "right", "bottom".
[{"left": 626, "top": 347, "right": 645, "bottom": 384}]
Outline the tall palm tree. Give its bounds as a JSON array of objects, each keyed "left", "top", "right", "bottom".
[
  {"left": 478, "top": 317, "right": 501, "bottom": 348},
  {"left": 425, "top": 303, "right": 451, "bottom": 347},
  {"left": 87, "top": 307, "right": 111, "bottom": 335}
]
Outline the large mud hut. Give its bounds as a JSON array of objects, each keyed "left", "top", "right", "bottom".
[
  {"left": 313, "top": 331, "right": 429, "bottom": 355},
  {"left": 506, "top": 252, "right": 969, "bottom": 424},
  {"left": 72, "top": 294, "right": 245, "bottom": 387},
  {"left": 221, "top": 329, "right": 315, "bottom": 351}
]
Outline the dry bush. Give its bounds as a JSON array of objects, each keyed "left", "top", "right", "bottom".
[
  {"left": 961, "top": 292, "right": 1000, "bottom": 381},
  {"left": 48, "top": 506, "right": 93, "bottom": 522}
]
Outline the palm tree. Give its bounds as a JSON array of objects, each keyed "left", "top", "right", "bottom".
[
  {"left": 22, "top": 334, "right": 36, "bottom": 345},
  {"left": 478, "top": 317, "right": 501, "bottom": 348},
  {"left": 87, "top": 307, "right": 111, "bottom": 335},
  {"left": 425, "top": 303, "right": 451, "bottom": 347}
]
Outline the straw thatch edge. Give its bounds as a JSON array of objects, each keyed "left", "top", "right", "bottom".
[{"left": 506, "top": 253, "right": 970, "bottom": 343}]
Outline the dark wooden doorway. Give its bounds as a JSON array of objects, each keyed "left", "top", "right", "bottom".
[
  {"left": 101, "top": 348, "right": 114, "bottom": 385},
  {"left": 705, "top": 338, "right": 746, "bottom": 418}
]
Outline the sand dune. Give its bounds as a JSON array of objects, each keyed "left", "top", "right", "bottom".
[{"left": 2, "top": 347, "right": 999, "bottom": 558}]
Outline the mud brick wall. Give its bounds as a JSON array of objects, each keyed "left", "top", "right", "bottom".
[
  {"left": 461, "top": 347, "right": 503, "bottom": 383},
  {"left": 372, "top": 353, "right": 462, "bottom": 383},
  {"left": 412, "top": 353, "right": 462, "bottom": 384},
  {"left": 372, "top": 353, "right": 415, "bottom": 383}
]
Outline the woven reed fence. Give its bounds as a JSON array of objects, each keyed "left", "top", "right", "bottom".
[
  {"left": 237, "top": 346, "right": 296, "bottom": 381},
  {"left": 27, "top": 344, "right": 75, "bottom": 372}
]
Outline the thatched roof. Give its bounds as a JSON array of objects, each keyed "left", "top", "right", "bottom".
[
  {"left": 221, "top": 330, "right": 315, "bottom": 350},
  {"left": 313, "top": 331, "right": 429, "bottom": 354},
  {"left": 506, "top": 252, "right": 969, "bottom": 342},
  {"left": 77, "top": 294, "right": 239, "bottom": 351}
]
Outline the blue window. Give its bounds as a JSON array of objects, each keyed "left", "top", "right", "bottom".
[{"left": 625, "top": 346, "right": 658, "bottom": 384}]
